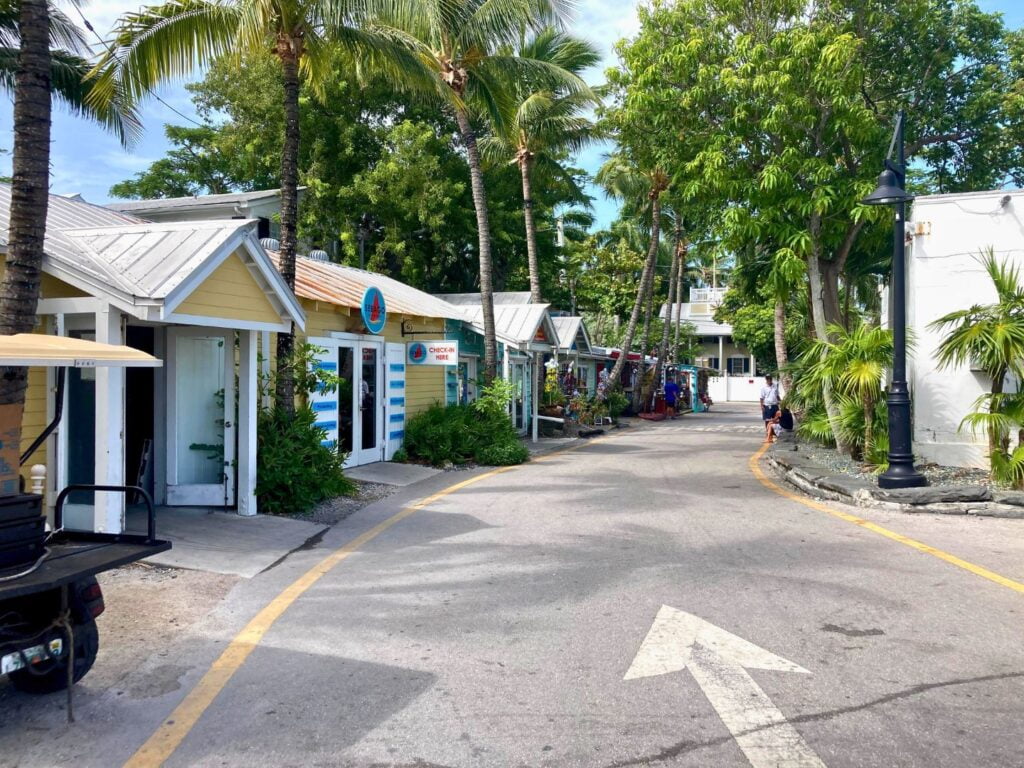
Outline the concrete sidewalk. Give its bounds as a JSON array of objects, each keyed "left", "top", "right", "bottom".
[{"left": 126, "top": 506, "right": 328, "bottom": 578}]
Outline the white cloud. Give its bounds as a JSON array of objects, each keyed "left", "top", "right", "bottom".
[{"left": 573, "top": 0, "right": 643, "bottom": 83}]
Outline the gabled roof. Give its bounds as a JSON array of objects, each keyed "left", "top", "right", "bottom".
[
  {"left": 272, "top": 254, "right": 467, "bottom": 320},
  {"left": 439, "top": 291, "right": 533, "bottom": 306},
  {"left": 551, "top": 316, "right": 592, "bottom": 354},
  {"left": 107, "top": 187, "right": 302, "bottom": 215},
  {"left": 0, "top": 184, "right": 304, "bottom": 329},
  {"left": 457, "top": 302, "right": 556, "bottom": 349}
]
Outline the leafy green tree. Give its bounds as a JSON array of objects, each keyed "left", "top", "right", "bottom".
[
  {"left": 91, "top": 0, "right": 409, "bottom": 411},
  {"left": 367, "top": 0, "right": 585, "bottom": 380}
]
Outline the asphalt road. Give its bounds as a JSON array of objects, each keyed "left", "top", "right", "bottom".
[{"left": 2, "top": 404, "right": 1023, "bottom": 768}]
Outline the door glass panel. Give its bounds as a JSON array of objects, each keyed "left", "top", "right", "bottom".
[
  {"left": 67, "top": 331, "right": 96, "bottom": 506},
  {"left": 360, "top": 346, "right": 378, "bottom": 450},
  {"left": 339, "top": 346, "right": 355, "bottom": 454},
  {"left": 175, "top": 336, "right": 225, "bottom": 484},
  {"left": 512, "top": 363, "right": 525, "bottom": 430}
]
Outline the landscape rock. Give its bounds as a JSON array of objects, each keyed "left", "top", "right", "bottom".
[{"left": 868, "top": 485, "right": 991, "bottom": 505}]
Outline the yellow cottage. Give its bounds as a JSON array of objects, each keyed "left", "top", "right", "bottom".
[
  {"left": 268, "top": 253, "right": 466, "bottom": 467},
  {"left": 0, "top": 186, "right": 304, "bottom": 530}
]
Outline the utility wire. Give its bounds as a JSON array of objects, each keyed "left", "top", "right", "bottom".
[{"left": 72, "top": 6, "right": 206, "bottom": 128}]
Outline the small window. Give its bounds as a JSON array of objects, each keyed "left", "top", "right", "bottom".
[
  {"left": 727, "top": 357, "right": 750, "bottom": 375},
  {"left": 707, "top": 357, "right": 720, "bottom": 371}
]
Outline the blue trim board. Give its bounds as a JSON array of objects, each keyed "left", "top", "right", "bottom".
[
  {"left": 315, "top": 420, "right": 338, "bottom": 431},
  {"left": 389, "top": 430, "right": 404, "bottom": 440},
  {"left": 389, "top": 363, "right": 405, "bottom": 372},
  {"left": 389, "top": 414, "right": 403, "bottom": 423},
  {"left": 314, "top": 361, "right": 337, "bottom": 372},
  {"left": 389, "top": 397, "right": 405, "bottom": 406},
  {"left": 311, "top": 401, "right": 336, "bottom": 412},
  {"left": 389, "top": 380, "right": 404, "bottom": 389}
]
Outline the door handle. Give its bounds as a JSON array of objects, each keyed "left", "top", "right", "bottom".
[{"left": 224, "top": 421, "right": 232, "bottom": 428}]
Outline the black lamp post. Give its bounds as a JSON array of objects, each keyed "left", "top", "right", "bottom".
[{"left": 861, "top": 111, "right": 927, "bottom": 489}]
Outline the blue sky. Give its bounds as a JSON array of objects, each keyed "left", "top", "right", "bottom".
[{"left": 0, "top": 0, "right": 1021, "bottom": 229}]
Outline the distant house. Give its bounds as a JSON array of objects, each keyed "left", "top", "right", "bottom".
[
  {"left": 906, "top": 188, "right": 1024, "bottom": 469},
  {"left": 108, "top": 188, "right": 305, "bottom": 242},
  {"left": 660, "top": 287, "right": 761, "bottom": 402}
]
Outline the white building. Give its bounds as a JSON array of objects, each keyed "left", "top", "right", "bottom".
[
  {"left": 660, "top": 287, "right": 762, "bottom": 402},
  {"left": 907, "top": 188, "right": 1024, "bottom": 468}
]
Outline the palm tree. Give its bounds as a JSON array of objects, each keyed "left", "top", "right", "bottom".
[
  {"left": 650, "top": 212, "right": 683, "bottom": 404},
  {"left": 479, "top": 27, "right": 599, "bottom": 304},
  {"left": 90, "top": 0, "right": 398, "bottom": 411},
  {"left": 367, "top": 0, "right": 583, "bottom": 380},
  {"left": 930, "top": 249, "right": 1024, "bottom": 457},
  {"left": 0, "top": 0, "right": 52, "bottom": 447},
  {"left": 597, "top": 155, "right": 669, "bottom": 389},
  {"left": 0, "top": 1, "right": 141, "bottom": 143},
  {"left": 802, "top": 323, "right": 893, "bottom": 461}
]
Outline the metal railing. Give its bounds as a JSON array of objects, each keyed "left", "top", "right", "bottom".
[{"left": 689, "top": 287, "right": 727, "bottom": 304}]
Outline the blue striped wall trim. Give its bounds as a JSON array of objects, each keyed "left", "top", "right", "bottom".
[
  {"left": 389, "top": 380, "right": 405, "bottom": 390},
  {"left": 389, "top": 363, "right": 405, "bottom": 372},
  {"left": 389, "top": 397, "right": 405, "bottom": 406},
  {"left": 315, "top": 420, "right": 338, "bottom": 431},
  {"left": 389, "top": 430, "right": 404, "bottom": 440},
  {"left": 389, "top": 414, "right": 403, "bottom": 423},
  {"left": 320, "top": 439, "right": 335, "bottom": 448},
  {"left": 314, "top": 361, "right": 337, "bottom": 372},
  {"left": 311, "top": 401, "right": 336, "bottom": 412}
]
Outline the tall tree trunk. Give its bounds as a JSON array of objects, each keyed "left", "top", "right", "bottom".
[
  {"left": 863, "top": 396, "right": 873, "bottom": 463},
  {"left": 636, "top": 266, "right": 656, "bottom": 411},
  {"left": 455, "top": 108, "right": 498, "bottom": 381},
  {"left": 274, "top": 43, "right": 301, "bottom": 414},
  {"left": 519, "top": 152, "right": 541, "bottom": 304},
  {"left": 774, "top": 298, "right": 790, "bottom": 392},
  {"left": 807, "top": 218, "right": 851, "bottom": 455},
  {"left": 0, "top": 0, "right": 51, "bottom": 459},
  {"left": 673, "top": 244, "right": 684, "bottom": 359},
  {"left": 608, "top": 193, "right": 662, "bottom": 387},
  {"left": 651, "top": 216, "right": 682, "bottom": 405}
]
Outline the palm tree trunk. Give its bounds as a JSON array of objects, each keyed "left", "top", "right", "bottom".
[
  {"left": 774, "top": 298, "right": 790, "bottom": 391},
  {"left": 519, "top": 153, "right": 541, "bottom": 304},
  {"left": 990, "top": 371, "right": 1005, "bottom": 457},
  {"left": 609, "top": 193, "right": 661, "bottom": 388},
  {"left": 274, "top": 43, "right": 301, "bottom": 414},
  {"left": 863, "top": 397, "right": 873, "bottom": 463},
  {"left": 637, "top": 264, "right": 655, "bottom": 410},
  {"left": 455, "top": 108, "right": 498, "bottom": 381},
  {"left": 650, "top": 216, "right": 682, "bottom": 405},
  {"left": 673, "top": 243, "right": 684, "bottom": 359},
  {"left": 0, "top": 0, "right": 51, "bottom": 450}
]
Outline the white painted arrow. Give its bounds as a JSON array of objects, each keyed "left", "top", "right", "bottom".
[{"left": 625, "top": 605, "right": 826, "bottom": 768}]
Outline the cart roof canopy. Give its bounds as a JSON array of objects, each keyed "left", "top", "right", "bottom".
[{"left": 0, "top": 334, "right": 162, "bottom": 367}]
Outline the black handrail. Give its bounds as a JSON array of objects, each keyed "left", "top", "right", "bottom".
[
  {"left": 54, "top": 485, "right": 156, "bottom": 543},
  {"left": 20, "top": 367, "right": 65, "bottom": 466}
]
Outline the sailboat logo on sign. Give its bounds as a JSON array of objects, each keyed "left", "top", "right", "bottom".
[{"left": 361, "top": 286, "right": 387, "bottom": 334}]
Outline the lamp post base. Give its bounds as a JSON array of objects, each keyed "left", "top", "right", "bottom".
[{"left": 877, "top": 463, "right": 928, "bottom": 489}]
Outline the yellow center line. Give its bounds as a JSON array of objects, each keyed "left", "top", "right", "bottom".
[
  {"left": 749, "top": 443, "right": 1024, "bottom": 595},
  {"left": 123, "top": 433, "right": 613, "bottom": 768}
]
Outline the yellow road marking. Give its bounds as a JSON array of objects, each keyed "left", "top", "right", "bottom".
[
  {"left": 750, "top": 444, "right": 1024, "bottom": 595},
  {"left": 124, "top": 434, "right": 611, "bottom": 768}
]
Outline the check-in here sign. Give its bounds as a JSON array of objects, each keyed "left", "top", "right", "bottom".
[{"left": 407, "top": 340, "right": 458, "bottom": 365}]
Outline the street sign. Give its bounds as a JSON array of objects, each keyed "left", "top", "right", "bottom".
[
  {"left": 407, "top": 341, "right": 458, "bottom": 366},
  {"left": 361, "top": 286, "right": 386, "bottom": 334},
  {"left": 626, "top": 605, "right": 826, "bottom": 768}
]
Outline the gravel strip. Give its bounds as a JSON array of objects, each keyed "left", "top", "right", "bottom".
[
  {"left": 797, "top": 442, "right": 993, "bottom": 488},
  {"left": 306, "top": 481, "right": 400, "bottom": 526}
]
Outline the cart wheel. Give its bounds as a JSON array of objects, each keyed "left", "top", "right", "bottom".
[{"left": 8, "top": 620, "right": 99, "bottom": 694}]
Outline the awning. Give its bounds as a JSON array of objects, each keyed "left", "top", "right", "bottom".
[{"left": 0, "top": 334, "right": 162, "bottom": 367}]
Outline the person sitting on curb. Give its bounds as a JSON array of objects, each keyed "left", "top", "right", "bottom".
[
  {"left": 760, "top": 374, "right": 781, "bottom": 441},
  {"left": 767, "top": 406, "right": 795, "bottom": 444}
]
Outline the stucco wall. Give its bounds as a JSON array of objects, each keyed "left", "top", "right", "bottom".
[{"left": 908, "top": 189, "right": 1024, "bottom": 468}]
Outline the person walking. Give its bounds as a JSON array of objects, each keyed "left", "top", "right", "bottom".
[
  {"left": 664, "top": 376, "right": 680, "bottom": 420},
  {"left": 759, "top": 374, "right": 781, "bottom": 441}
]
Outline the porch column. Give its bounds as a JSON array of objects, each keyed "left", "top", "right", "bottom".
[
  {"left": 718, "top": 336, "right": 724, "bottom": 374},
  {"left": 238, "top": 330, "right": 258, "bottom": 516},
  {"left": 94, "top": 305, "right": 125, "bottom": 533},
  {"left": 750, "top": 352, "right": 756, "bottom": 377},
  {"left": 531, "top": 352, "right": 539, "bottom": 443}
]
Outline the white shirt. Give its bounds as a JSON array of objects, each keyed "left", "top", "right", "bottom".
[{"left": 760, "top": 383, "right": 780, "bottom": 406}]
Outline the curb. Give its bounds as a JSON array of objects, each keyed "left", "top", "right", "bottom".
[{"left": 765, "top": 446, "right": 1024, "bottom": 519}]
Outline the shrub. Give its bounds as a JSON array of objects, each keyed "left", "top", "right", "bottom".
[
  {"left": 606, "top": 390, "right": 629, "bottom": 419},
  {"left": 476, "top": 439, "right": 529, "bottom": 466},
  {"left": 257, "top": 405, "right": 354, "bottom": 515}
]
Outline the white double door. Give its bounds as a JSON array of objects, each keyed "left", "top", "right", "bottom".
[{"left": 166, "top": 328, "right": 236, "bottom": 506}]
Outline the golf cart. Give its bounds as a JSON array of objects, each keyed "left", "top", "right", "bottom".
[{"left": 0, "top": 334, "right": 170, "bottom": 714}]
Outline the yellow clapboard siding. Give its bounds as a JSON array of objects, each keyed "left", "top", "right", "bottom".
[
  {"left": 20, "top": 359, "right": 49, "bottom": 488},
  {"left": 176, "top": 251, "right": 280, "bottom": 324},
  {"left": 41, "top": 273, "right": 88, "bottom": 298}
]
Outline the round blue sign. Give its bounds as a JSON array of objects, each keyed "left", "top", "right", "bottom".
[
  {"left": 408, "top": 342, "right": 427, "bottom": 364},
  {"left": 361, "top": 286, "right": 386, "bottom": 334}
]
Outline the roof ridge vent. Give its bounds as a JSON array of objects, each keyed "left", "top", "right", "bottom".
[
  {"left": 307, "top": 249, "right": 329, "bottom": 262},
  {"left": 259, "top": 237, "right": 280, "bottom": 251}
]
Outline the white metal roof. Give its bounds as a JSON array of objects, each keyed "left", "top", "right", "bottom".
[
  {"left": 457, "top": 302, "right": 555, "bottom": 348},
  {"left": 0, "top": 184, "right": 304, "bottom": 329},
  {"left": 659, "top": 302, "right": 733, "bottom": 336},
  {"left": 107, "top": 187, "right": 302, "bottom": 214},
  {"left": 550, "top": 316, "right": 593, "bottom": 354},
  {"left": 438, "top": 291, "right": 533, "bottom": 306}
]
